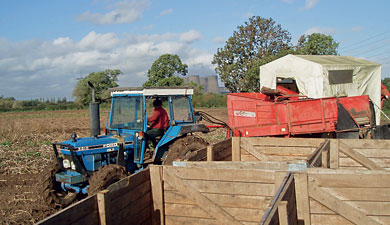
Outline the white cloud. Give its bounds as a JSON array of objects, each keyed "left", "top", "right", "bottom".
[
  {"left": 160, "top": 8, "right": 173, "bottom": 16},
  {"left": 179, "top": 30, "right": 202, "bottom": 43},
  {"left": 304, "top": 26, "right": 336, "bottom": 35},
  {"left": 0, "top": 30, "right": 214, "bottom": 99},
  {"left": 77, "top": 0, "right": 150, "bottom": 25},
  {"left": 304, "top": 0, "right": 318, "bottom": 9}
]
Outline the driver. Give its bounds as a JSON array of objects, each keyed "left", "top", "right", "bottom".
[{"left": 145, "top": 99, "right": 169, "bottom": 149}]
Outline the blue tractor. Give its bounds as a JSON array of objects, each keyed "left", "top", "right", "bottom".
[{"left": 41, "top": 87, "right": 209, "bottom": 207}]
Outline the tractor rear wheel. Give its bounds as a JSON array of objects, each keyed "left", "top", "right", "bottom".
[
  {"left": 88, "top": 164, "right": 128, "bottom": 196},
  {"left": 162, "top": 135, "right": 208, "bottom": 165},
  {"left": 40, "top": 160, "right": 78, "bottom": 208}
]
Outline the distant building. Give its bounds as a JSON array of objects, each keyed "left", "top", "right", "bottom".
[{"left": 183, "top": 75, "right": 227, "bottom": 94}]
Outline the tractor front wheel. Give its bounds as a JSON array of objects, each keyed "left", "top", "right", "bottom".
[
  {"left": 88, "top": 164, "right": 128, "bottom": 196},
  {"left": 162, "top": 135, "right": 208, "bottom": 165},
  {"left": 40, "top": 160, "right": 78, "bottom": 208}
]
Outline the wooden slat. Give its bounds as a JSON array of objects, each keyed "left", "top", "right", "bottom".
[
  {"left": 207, "top": 145, "right": 214, "bottom": 161},
  {"left": 308, "top": 182, "right": 381, "bottom": 225},
  {"left": 329, "top": 139, "right": 339, "bottom": 169},
  {"left": 294, "top": 173, "right": 311, "bottom": 224},
  {"left": 246, "top": 137, "right": 324, "bottom": 147},
  {"left": 164, "top": 179, "right": 275, "bottom": 197},
  {"left": 321, "top": 187, "right": 390, "bottom": 202},
  {"left": 165, "top": 215, "right": 216, "bottom": 225},
  {"left": 150, "top": 166, "right": 164, "bottom": 225},
  {"left": 241, "top": 154, "right": 259, "bottom": 161},
  {"left": 339, "top": 157, "right": 390, "bottom": 168},
  {"left": 342, "top": 148, "right": 390, "bottom": 158},
  {"left": 166, "top": 166, "right": 275, "bottom": 183},
  {"left": 165, "top": 203, "right": 212, "bottom": 218},
  {"left": 259, "top": 146, "right": 316, "bottom": 156},
  {"left": 163, "top": 167, "right": 243, "bottom": 225},
  {"left": 174, "top": 161, "right": 289, "bottom": 170},
  {"left": 310, "top": 214, "right": 354, "bottom": 225},
  {"left": 339, "top": 142, "right": 384, "bottom": 170},
  {"left": 232, "top": 136, "right": 241, "bottom": 161},
  {"left": 278, "top": 201, "right": 288, "bottom": 225},
  {"left": 339, "top": 139, "right": 390, "bottom": 149},
  {"left": 309, "top": 173, "right": 390, "bottom": 188},
  {"left": 164, "top": 191, "right": 273, "bottom": 209},
  {"left": 345, "top": 201, "right": 390, "bottom": 216},
  {"left": 97, "top": 190, "right": 112, "bottom": 225}
]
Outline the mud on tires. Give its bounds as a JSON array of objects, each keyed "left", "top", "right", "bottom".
[
  {"left": 40, "top": 160, "right": 78, "bottom": 208},
  {"left": 88, "top": 164, "right": 128, "bottom": 196},
  {"left": 162, "top": 135, "right": 208, "bottom": 165}
]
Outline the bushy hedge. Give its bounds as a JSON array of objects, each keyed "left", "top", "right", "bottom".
[{"left": 192, "top": 93, "right": 227, "bottom": 108}]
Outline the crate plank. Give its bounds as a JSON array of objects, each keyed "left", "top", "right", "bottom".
[
  {"left": 164, "top": 191, "right": 272, "bottom": 209},
  {"left": 166, "top": 166, "right": 275, "bottom": 183}
]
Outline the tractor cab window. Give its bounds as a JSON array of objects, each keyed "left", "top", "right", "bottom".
[
  {"left": 110, "top": 96, "right": 143, "bottom": 130},
  {"left": 171, "top": 96, "right": 193, "bottom": 123}
]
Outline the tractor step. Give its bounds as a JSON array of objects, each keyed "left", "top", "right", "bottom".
[{"left": 55, "top": 172, "right": 86, "bottom": 184}]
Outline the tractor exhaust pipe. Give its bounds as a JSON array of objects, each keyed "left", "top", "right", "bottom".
[{"left": 88, "top": 82, "right": 100, "bottom": 138}]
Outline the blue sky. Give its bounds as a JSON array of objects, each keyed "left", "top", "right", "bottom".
[{"left": 0, "top": 0, "right": 389, "bottom": 100}]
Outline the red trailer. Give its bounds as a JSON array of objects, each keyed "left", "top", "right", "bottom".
[{"left": 227, "top": 90, "right": 378, "bottom": 139}]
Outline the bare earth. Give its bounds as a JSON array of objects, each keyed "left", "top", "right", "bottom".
[{"left": 0, "top": 108, "right": 228, "bottom": 224}]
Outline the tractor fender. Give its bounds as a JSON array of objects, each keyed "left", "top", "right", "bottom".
[{"left": 153, "top": 124, "right": 209, "bottom": 161}]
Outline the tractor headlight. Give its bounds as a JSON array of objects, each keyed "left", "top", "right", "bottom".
[
  {"left": 63, "top": 159, "right": 70, "bottom": 168},
  {"left": 71, "top": 161, "right": 76, "bottom": 170}
]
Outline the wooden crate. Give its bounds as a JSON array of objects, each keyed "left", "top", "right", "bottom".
[
  {"left": 37, "top": 168, "right": 152, "bottom": 225},
  {"left": 308, "top": 139, "right": 390, "bottom": 170},
  {"left": 232, "top": 137, "right": 326, "bottom": 162},
  {"left": 262, "top": 169, "right": 390, "bottom": 225},
  {"left": 150, "top": 164, "right": 292, "bottom": 225}
]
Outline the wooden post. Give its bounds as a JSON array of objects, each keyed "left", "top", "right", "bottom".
[
  {"left": 329, "top": 139, "right": 339, "bottom": 168},
  {"left": 150, "top": 166, "right": 165, "bottom": 225},
  {"left": 294, "top": 173, "right": 311, "bottom": 225},
  {"left": 207, "top": 145, "right": 214, "bottom": 161},
  {"left": 97, "top": 190, "right": 112, "bottom": 225},
  {"left": 232, "top": 136, "right": 241, "bottom": 161},
  {"left": 278, "top": 201, "right": 289, "bottom": 225},
  {"left": 321, "top": 149, "right": 329, "bottom": 168}
]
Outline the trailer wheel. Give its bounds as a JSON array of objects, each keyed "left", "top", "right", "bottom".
[
  {"left": 162, "top": 136, "right": 208, "bottom": 165},
  {"left": 88, "top": 164, "right": 128, "bottom": 196},
  {"left": 40, "top": 160, "right": 78, "bottom": 208}
]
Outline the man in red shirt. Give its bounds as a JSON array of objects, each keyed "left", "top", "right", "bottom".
[{"left": 146, "top": 99, "right": 169, "bottom": 149}]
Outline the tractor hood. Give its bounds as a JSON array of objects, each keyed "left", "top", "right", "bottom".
[{"left": 59, "top": 134, "right": 135, "bottom": 155}]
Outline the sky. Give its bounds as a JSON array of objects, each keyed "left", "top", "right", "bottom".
[{"left": 0, "top": 0, "right": 389, "bottom": 100}]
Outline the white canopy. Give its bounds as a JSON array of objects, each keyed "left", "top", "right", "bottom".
[{"left": 260, "top": 54, "right": 382, "bottom": 125}]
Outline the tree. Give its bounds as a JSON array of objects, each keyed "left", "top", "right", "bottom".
[
  {"left": 72, "top": 69, "right": 122, "bottom": 106},
  {"left": 212, "top": 16, "right": 292, "bottom": 92},
  {"left": 297, "top": 33, "right": 339, "bottom": 55},
  {"left": 143, "top": 54, "right": 188, "bottom": 87}
]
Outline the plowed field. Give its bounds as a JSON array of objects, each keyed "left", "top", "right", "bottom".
[{"left": 0, "top": 108, "right": 228, "bottom": 224}]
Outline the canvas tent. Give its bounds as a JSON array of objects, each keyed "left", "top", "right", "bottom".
[{"left": 260, "top": 54, "right": 382, "bottom": 125}]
